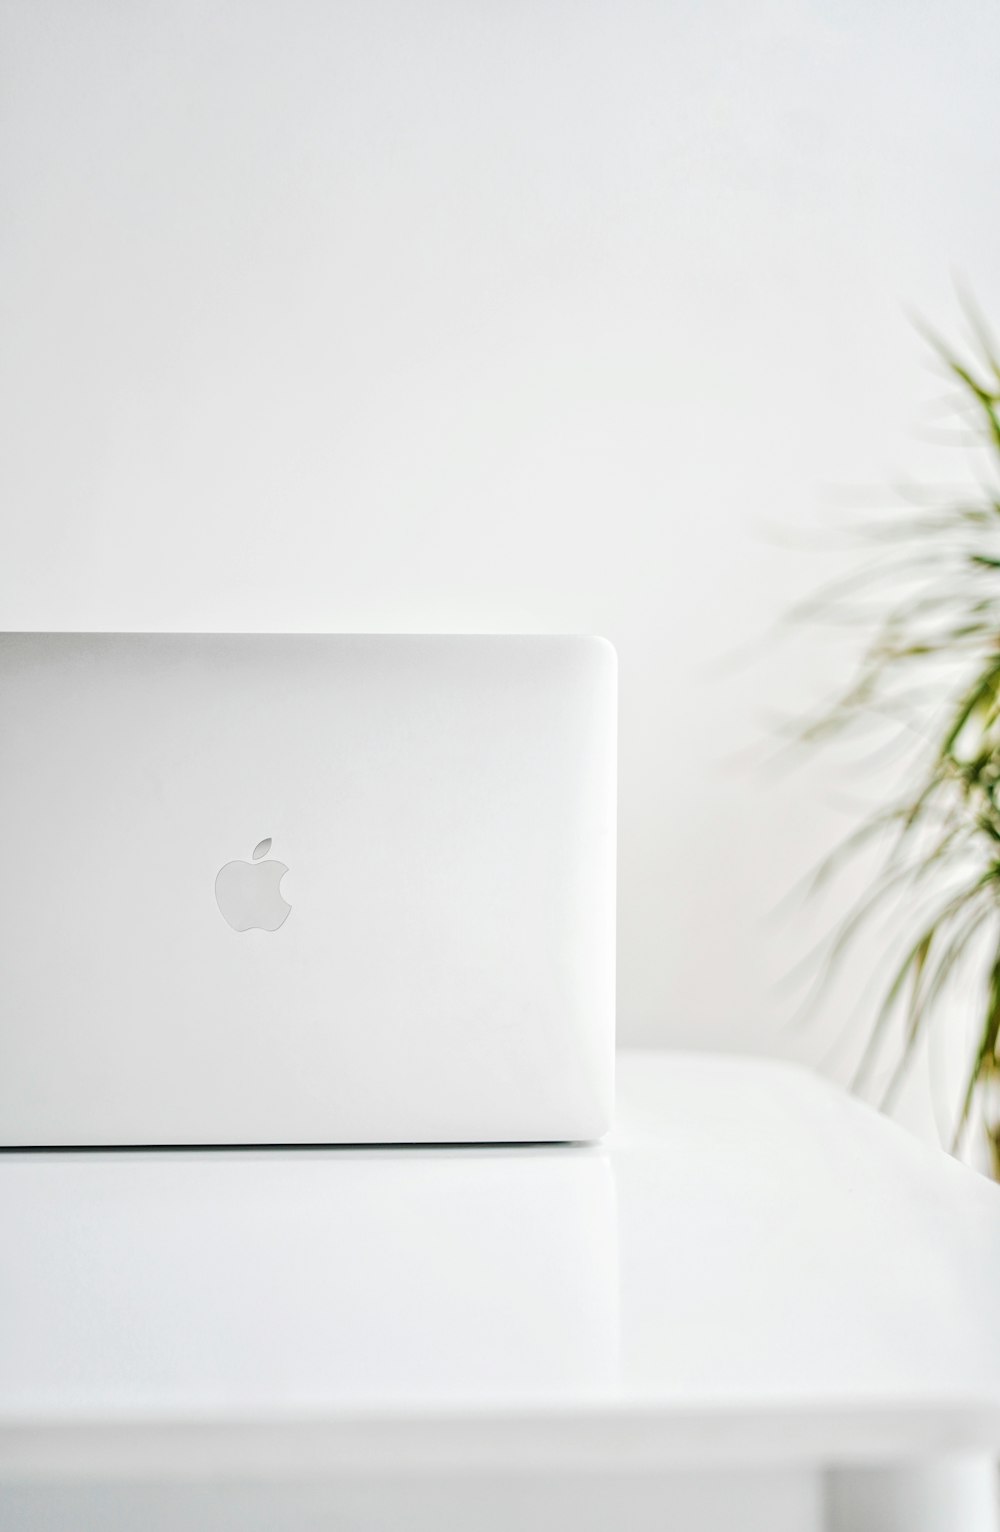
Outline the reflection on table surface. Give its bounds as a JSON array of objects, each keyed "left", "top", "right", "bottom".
[{"left": 0, "top": 1138, "right": 619, "bottom": 1415}]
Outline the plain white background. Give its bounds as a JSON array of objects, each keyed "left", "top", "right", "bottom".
[{"left": 2, "top": 0, "right": 999, "bottom": 1138}]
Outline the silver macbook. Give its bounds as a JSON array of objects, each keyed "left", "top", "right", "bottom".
[{"left": 0, "top": 634, "right": 616, "bottom": 1145}]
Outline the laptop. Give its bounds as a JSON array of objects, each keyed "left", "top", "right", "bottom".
[{"left": 0, "top": 634, "right": 616, "bottom": 1145}]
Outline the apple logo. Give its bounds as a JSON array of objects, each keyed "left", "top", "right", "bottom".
[{"left": 215, "top": 838, "right": 292, "bottom": 932}]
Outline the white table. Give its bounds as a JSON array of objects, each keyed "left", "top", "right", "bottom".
[{"left": 2, "top": 1052, "right": 999, "bottom": 1532}]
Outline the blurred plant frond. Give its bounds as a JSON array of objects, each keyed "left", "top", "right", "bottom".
[{"left": 792, "top": 312, "right": 1000, "bottom": 1171}]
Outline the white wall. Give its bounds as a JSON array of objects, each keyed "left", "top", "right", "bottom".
[{"left": 2, "top": 1, "right": 999, "bottom": 1123}]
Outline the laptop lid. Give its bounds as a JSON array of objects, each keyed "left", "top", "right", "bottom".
[{"left": 0, "top": 634, "right": 616, "bottom": 1145}]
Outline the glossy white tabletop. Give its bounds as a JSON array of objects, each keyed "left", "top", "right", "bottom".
[{"left": 2, "top": 1052, "right": 1000, "bottom": 1478}]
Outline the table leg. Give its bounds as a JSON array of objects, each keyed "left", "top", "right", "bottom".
[{"left": 825, "top": 1457, "right": 999, "bottom": 1532}]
